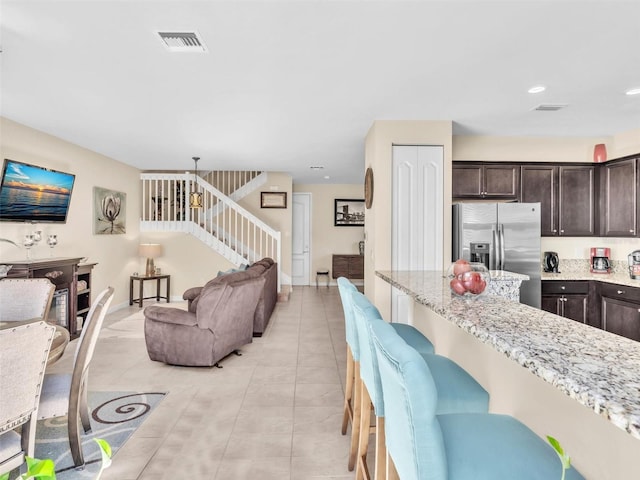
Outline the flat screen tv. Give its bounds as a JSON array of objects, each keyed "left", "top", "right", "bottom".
[{"left": 0, "top": 159, "right": 76, "bottom": 223}]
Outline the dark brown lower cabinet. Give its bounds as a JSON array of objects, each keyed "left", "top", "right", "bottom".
[
  {"left": 599, "top": 283, "right": 640, "bottom": 342},
  {"left": 332, "top": 254, "right": 364, "bottom": 279},
  {"left": 541, "top": 281, "right": 589, "bottom": 324}
]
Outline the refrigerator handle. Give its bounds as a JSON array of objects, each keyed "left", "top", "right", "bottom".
[
  {"left": 491, "top": 227, "right": 498, "bottom": 270},
  {"left": 499, "top": 224, "right": 506, "bottom": 270}
]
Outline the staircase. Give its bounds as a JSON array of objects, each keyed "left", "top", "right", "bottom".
[{"left": 140, "top": 171, "right": 281, "bottom": 291}]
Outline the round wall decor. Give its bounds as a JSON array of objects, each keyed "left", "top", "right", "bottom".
[{"left": 364, "top": 167, "right": 374, "bottom": 209}]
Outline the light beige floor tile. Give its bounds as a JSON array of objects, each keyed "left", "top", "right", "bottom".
[
  {"left": 290, "top": 455, "right": 353, "bottom": 479},
  {"left": 294, "top": 406, "right": 344, "bottom": 434},
  {"left": 224, "top": 432, "right": 293, "bottom": 458},
  {"left": 294, "top": 383, "right": 345, "bottom": 407},
  {"left": 243, "top": 383, "right": 296, "bottom": 406},
  {"left": 296, "top": 366, "right": 341, "bottom": 384},
  {"left": 215, "top": 457, "right": 291, "bottom": 480},
  {"left": 233, "top": 405, "right": 294, "bottom": 434},
  {"left": 251, "top": 365, "right": 297, "bottom": 384}
]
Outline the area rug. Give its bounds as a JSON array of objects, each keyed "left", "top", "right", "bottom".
[{"left": 35, "top": 391, "right": 166, "bottom": 479}]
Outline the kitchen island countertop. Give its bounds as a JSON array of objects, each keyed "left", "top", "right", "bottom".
[{"left": 376, "top": 269, "right": 640, "bottom": 440}]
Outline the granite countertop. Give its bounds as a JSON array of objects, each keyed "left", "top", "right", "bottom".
[
  {"left": 489, "top": 270, "right": 529, "bottom": 281},
  {"left": 376, "top": 269, "right": 640, "bottom": 440},
  {"left": 542, "top": 258, "right": 640, "bottom": 288}
]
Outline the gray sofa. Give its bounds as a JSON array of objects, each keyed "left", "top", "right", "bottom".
[
  {"left": 183, "top": 258, "right": 278, "bottom": 336},
  {"left": 144, "top": 275, "right": 264, "bottom": 366}
]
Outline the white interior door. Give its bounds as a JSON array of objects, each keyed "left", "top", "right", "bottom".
[
  {"left": 292, "top": 193, "right": 311, "bottom": 285},
  {"left": 392, "top": 145, "right": 444, "bottom": 323}
]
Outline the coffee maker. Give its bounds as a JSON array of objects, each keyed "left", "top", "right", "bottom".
[
  {"left": 629, "top": 250, "right": 640, "bottom": 279},
  {"left": 590, "top": 247, "right": 611, "bottom": 273},
  {"left": 543, "top": 251, "right": 559, "bottom": 273}
]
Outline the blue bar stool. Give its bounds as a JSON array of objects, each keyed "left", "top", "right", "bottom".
[
  {"left": 351, "top": 291, "right": 489, "bottom": 480},
  {"left": 369, "top": 318, "right": 585, "bottom": 480},
  {"left": 337, "top": 278, "right": 435, "bottom": 472}
]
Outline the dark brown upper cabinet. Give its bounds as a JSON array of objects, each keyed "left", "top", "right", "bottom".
[
  {"left": 520, "top": 164, "right": 596, "bottom": 236},
  {"left": 520, "top": 165, "right": 557, "bottom": 236},
  {"left": 453, "top": 163, "right": 520, "bottom": 200},
  {"left": 558, "top": 165, "right": 597, "bottom": 236},
  {"left": 601, "top": 157, "right": 637, "bottom": 237}
]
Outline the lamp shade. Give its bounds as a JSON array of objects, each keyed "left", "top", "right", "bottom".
[{"left": 139, "top": 243, "right": 162, "bottom": 258}]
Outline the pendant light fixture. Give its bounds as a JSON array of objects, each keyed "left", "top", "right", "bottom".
[{"left": 189, "top": 156, "right": 203, "bottom": 208}]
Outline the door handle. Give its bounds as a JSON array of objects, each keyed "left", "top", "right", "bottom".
[
  {"left": 499, "top": 224, "right": 505, "bottom": 270},
  {"left": 491, "top": 228, "right": 497, "bottom": 270}
]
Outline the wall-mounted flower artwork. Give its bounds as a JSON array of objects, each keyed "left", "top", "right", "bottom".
[{"left": 93, "top": 187, "right": 126, "bottom": 234}]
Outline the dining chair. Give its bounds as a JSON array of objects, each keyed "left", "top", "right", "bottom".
[
  {"left": 369, "top": 317, "right": 585, "bottom": 480},
  {"left": 0, "top": 321, "right": 55, "bottom": 477},
  {"left": 0, "top": 278, "right": 55, "bottom": 322},
  {"left": 350, "top": 290, "right": 489, "bottom": 480},
  {"left": 37, "top": 287, "right": 115, "bottom": 469},
  {"left": 337, "top": 277, "right": 434, "bottom": 472}
]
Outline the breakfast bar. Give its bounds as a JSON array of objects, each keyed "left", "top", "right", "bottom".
[{"left": 376, "top": 270, "right": 640, "bottom": 479}]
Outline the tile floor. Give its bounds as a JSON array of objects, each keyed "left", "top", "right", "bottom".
[{"left": 48, "top": 286, "right": 360, "bottom": 479}]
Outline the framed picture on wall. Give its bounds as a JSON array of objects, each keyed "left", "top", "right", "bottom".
[
  {"left": 334, "top": 198, "right": 365, "bottom": 227},
  {"left": 261, "top": 192, "right": 287, "bottom": 208},
  {"left": 93, "top": 187, "right": 126, "bottom": 234}
]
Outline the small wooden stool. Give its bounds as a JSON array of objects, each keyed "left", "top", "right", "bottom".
[{"left": 316, "top": 270, "right": 330, "bottom": 288}]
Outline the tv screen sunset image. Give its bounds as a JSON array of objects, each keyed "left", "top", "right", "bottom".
[{"left": 0, "top": 160, "right": 75, "bottom": 222}]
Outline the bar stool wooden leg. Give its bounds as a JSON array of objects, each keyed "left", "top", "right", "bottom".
[
  {"left": 374, "top": 416, "right": 386, "bottom": 480},
  {"left": 348, "top": 362, "right": 362, "bottom": 471},
  {"left": 386, "top": 451, "right": 400, "bottom": 480},
  {"left": 356, "top": 383, "right": 373, "bottom": 480},
  {"left": 342, "top": 345, "right": 355, "bottom": 435}
]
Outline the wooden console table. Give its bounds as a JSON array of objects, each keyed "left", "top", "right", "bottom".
[
  {"left": 332, "top": 254, "right": 364, "bottom": 279},
  {"left": 3, "top": 257, "right": 96, "bottom": 337},
  {"left": 129, "top": 274, "right": 170, "bottom": 308}
]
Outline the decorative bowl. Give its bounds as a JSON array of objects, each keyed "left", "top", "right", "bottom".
[{"left": 446, "top": 260, "right": 491, "bottom": 298}]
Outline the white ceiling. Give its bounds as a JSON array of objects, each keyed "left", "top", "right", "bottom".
[{"left": 1, "top": 1, "right": 639, "bottom": 184}]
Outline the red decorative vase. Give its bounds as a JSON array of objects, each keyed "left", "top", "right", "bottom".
[{"left": 593, "top": 144, "right": 607, "bottom": 163}]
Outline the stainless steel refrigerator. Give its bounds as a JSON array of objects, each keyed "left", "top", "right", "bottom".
[{"left": 452, "top": 203, "right": 541, "bottom": 308}]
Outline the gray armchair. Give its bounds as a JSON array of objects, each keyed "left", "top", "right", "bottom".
[{"left": 144, "top": 275, "right": 265, "bottom": 367}]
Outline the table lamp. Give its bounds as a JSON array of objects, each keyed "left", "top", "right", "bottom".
[{"left": 139, "top": 243, "right": 162, "bottom": 276}]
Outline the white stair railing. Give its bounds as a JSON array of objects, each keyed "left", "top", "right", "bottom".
[{"left": 140, "top": 172, "right": 281, "bottom": 292}]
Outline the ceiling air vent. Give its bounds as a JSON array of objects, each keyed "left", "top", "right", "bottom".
[
  {"left": 532, "top": 104, "right": 568, "bottom": 112},
  {"left": 157, "top": 31, "right": 207, "bottom": 52}
]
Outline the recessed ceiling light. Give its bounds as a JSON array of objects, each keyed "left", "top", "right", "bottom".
[
  {"left": 309, "top": 166, "right": 324, "bottom": 170},
  {"left": 528, "top": 85, "right": 546, "bottom": 94},
  {"left": 626, "top": 87, "right": 640, "bottom": 96},
  {"left": 324, "top": 175, "right": 330, "bottom": 180}
]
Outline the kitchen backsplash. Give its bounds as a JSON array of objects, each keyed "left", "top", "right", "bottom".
[{"left": 550, "top": 258, "right": 628, "bottom": 274}]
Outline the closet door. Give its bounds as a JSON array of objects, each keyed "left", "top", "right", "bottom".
[{"left": 392, "top": 145, "right": 444, "bottom": 323}]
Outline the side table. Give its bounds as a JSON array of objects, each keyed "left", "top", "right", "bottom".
[{"left": 129, "top": 274, "right": 170, "bottom": 308}]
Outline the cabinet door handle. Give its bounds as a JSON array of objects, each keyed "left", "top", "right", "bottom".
[
  {"left": 560, "top": 286, "right": 565, "bottom": 290},
  {"left": 552, "top": 229, "right": 557, "bottom": 233},
  {"left": 560, "top": 230, "right": 565, "bottom": 233},
  {"left": 617, "top": 290, "right": 625, "bottom": 295},
  {"left": 630, "top": 229, "right": 635, "bottom": 233}
]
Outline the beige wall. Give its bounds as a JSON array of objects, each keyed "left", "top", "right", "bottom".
[
  {"left": 293, "top": 184, "right": 364, "bottom": 285},
  {"left": 0, "top": 117, "right": 141, "bottom": 309},
  {"left": 453, "top": 135, "right": 609, "bottom": 163},
  {"left": 364, "top": 120, "right": 453, "bottom": 319},
  {"left": 454, "top": 128, "right": 639, "bottom": 163}
]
